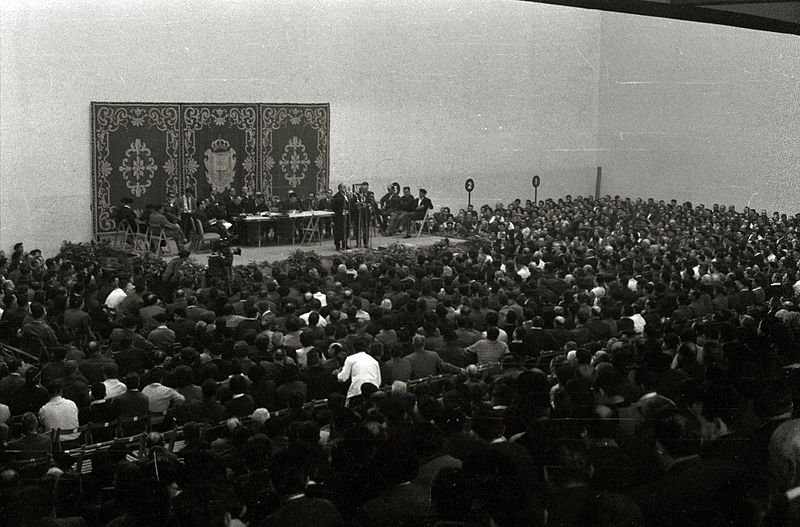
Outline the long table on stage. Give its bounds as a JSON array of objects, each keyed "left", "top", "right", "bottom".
[{"left": 234, "top": 210, "right": 334, "bottom": 247}]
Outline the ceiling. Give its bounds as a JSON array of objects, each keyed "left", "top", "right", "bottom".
[{"left": 528, "top": 0, "right": 800, "bottom": 35}]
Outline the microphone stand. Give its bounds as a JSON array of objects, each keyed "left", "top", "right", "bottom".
[{"left": 344, "top": 191, "right": 351, "bottom": 252}]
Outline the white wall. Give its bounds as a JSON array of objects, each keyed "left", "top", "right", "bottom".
[
  {"left": 0, "top": 0, "right": 601, "bottom": 254},
  {"left": 1, "top": 0, "right": 798, "bottom": 256},
  {"left": 597, "top": 14, "right": 800, "bottom": 211}
]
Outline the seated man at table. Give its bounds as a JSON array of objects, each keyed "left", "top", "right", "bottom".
[
  {"left": 267, "top": 194, "right": 286, "bottom": 213},
  {"left": 283, "top": 190, "right": 305, "bottom": 212},
  {"left": 253, "top": 192, "right": 269, "bottom": 212},
  {"left": 239, "top": 187, "right": 256, "bottom": 215},
  {"left": 149, "top": 204, "right": 187, "bottom": 245}
]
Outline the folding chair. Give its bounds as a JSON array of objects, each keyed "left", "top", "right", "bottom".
[
  {"left": 132, "top": 221, "right": 150, "bottom": 255},
  {"left": 52, "top": 423, "right": 89, "bottom": 451},
  {"left": 149, "top": 225, "right": 178, "bottom": 257},
  {"left": 413, "top": 210, "right": 432, "bottom": 237},
  {"left": 111, "top": 220, "right": 135, "bottom": 251},
  {"left": 300, "top": 214, "right": 324, "bottom": 245},
  {"left": 87, "top": 418, "right": 119, "bottom": 445},
  {"left": 194, "top": 218, "right": 221, "bottom": 253},
  {"left": 117, "top": 414, "right": 150, "bottom": 438}
]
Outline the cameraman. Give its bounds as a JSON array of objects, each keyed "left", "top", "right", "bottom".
[{"left": 206, "top": 241, "right": 240, "bottom": 293}]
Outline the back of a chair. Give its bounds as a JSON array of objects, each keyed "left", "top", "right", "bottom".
[
  {"left": 88, "top": 419, "right": 119, "bottom": 444},
  {"left": 53, "top": 424, "right": 87, "bottom": 450},
  {"left": 195, "top": 218, "right": 205, "bottom": 237},
  {"left": 118, "top": 414, "right": 150, "bottom": 437}
]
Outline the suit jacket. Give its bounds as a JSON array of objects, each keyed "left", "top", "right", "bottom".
[
  {"left": 6, "top": 432, "right": 52, "bottom": 455},
  {"left": 147, "top": 326, "right": 176, "bottom": 348},
  {"left": 165, "top": 298, "right": 188, "bottom": 314},
  {"left": 168, "top": 318, "right": 196, "bottom": 341},
  {"left": 186, "top": 305, "right": 216, "bottom": 323},
  {"left": 113, "top": 204, "right": 138, "bottom": 227},
  {"left": 148, "top": 212, "right": 180, "bottom": 231},
  {"left": 176, "top": 397, "right": 226, "bottom": 425},
  {"left": 111, "top": 389, "right": 149, "bottom": 418},
  {"left": 224, "top": 394, "right": 255, "bottom": 418},
  {"left": 330, "top": 191, "right": 350, "bottom": 216},
  {"left": 302, "top": 365, "right": 339, "bottom": 400},
  {"left": 109, "top": 327, "right": 154, "bottom": 352},
  {"left": 0, "top": 373, "right": 24, "bottom": 404},
  {"left": 113, "top": 349, "right": 152, "bottom": 376},
  {"left": 79, "top": 355, "right": 116, "bottom": 384},
  {"left": 406, "top": 350, "right": 461, "bottom": 380}
]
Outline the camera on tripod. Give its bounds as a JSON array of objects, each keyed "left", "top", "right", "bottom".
[{"left": 207, "top": 240, "right": 240, "bottom": 275}]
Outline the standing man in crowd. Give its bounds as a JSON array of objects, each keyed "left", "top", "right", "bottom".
[
  {"left": 335, "top": 342, "right": 382, "bottom": 403},
  {"left": 352, "top": 181, "right": 377, "bottom": 248},
  {"left": 330, "top": 184, "right": 350, "bottom": 252}
]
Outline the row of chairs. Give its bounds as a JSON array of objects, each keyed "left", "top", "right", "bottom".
[
  {"left": 5, "top": 409, "right": 176, "bottom": 458},
  {"left": 104, "top": 218, "right": 220, "bottom": 256},
  {"left": 3, "top": 362, "right": 501, "bottom": 480}
]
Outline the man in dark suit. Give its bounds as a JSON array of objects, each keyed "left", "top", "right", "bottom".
[
  {"left": 387, "top": 186, "right": 416, "bottom": 235},
  {"left": 330, "top": 183, "right": 350, "bottom": 251},
  {"left": 111, "top": 373, "right": 150, "bottom": 435},
  {"left": 113, "top": 197, "right": 139, "bottom": 233},
  {"left": 352, "top": 181, "right": 377, "bottom": 248},
  {"left": 176, "top": 379, "right": 226, "bottom": 425},
  {"left": 168, "top": 307, "right": 196, "bottom": 341},
  {"left": 302, "top": 349, "right": 339, "bottom": 400},
  {"left": 6, "top": 412, "right": 51, "bottom": 456},
  {"left": 283, "top": 190, "right": 305, "bottom": 212},
  {"left": 79, "top": 342, "right": 116, "bottom": 384},
  {"left": 113, "top": 338, "right": 152, "bottom": 376},
  {"left": 406, "top": 335, "right": 463, "bottom": 380},
  {"left": 0, "top": 358, "right": 24, "bottom": 404},
  {"left": 399, "top": 188, "right": 433, "bottom": 238},
  {"left": 378, "top": 184, "right": 399, "bottom": 233},
  {"left": 224, "top": 375, "right": 255, "bottom": 418},
  {"left": 185, "top": 297, "right": 216, "bottom": 323},
  {"left": 149, "top": 204, "right": 187, "bottom": 245}
]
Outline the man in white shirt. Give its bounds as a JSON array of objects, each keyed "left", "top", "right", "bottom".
[
  {"left": 299, "top": 299, "right": 327, "bottom": 327},
  {"left": 142, "top": 371, "right": 185, "bottom": 425},
  {"left": 39, "top": 381, "right": 80, "bottom": 442},
  {"left": 335, "top": 345, "right": 382, "bottom": 400},
  {"left": 102, "top": 364, "right": 128, "bottom": 399},
  {"left": 104, "top": 277, "right": 130, "bottom": 310}
]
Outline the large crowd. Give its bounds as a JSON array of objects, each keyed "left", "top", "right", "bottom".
[{"left": 0, "top": 193, "right": 799, "bottom": 526}]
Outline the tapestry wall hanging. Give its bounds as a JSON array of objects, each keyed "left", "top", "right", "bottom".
[{"left": 91, "top": 102, "right": 330, "bottom": 234}]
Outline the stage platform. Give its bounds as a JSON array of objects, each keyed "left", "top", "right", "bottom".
[{"left": 188, "top": 234, "right": 447, "bottom": 267}]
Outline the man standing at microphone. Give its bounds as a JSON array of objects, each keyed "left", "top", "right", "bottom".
[
  {"left": 353, "top": 181, "right": 377, "bottom": 248},
  {"left": 330, "top": 183, "right": 350, "bottom": 252}
]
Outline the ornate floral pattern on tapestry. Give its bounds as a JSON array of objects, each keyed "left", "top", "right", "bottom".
[
  {"left": 92, "top": 103, "right": 180, "bottom": 233},
  {"left": 260, "top": 104, "right": 329, "bottom": 199},
  {"left": 92, "top": 102, "right": 330, "bottom": 234}
]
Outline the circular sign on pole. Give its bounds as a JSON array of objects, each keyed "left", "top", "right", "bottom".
[
  {"left": 464, "top": 178, "right": 475, "bottom": 192},
  {"left": 532, "top": 175, "right": 541, "bottom": 188}
]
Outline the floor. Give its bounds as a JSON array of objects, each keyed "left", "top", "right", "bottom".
[{"left": 188, "top": 233, "right": 446, "bottom": 267}]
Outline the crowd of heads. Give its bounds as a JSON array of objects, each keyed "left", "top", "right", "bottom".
[{"left": 0, "top": 193, "right": 799, "bottom": 525}]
